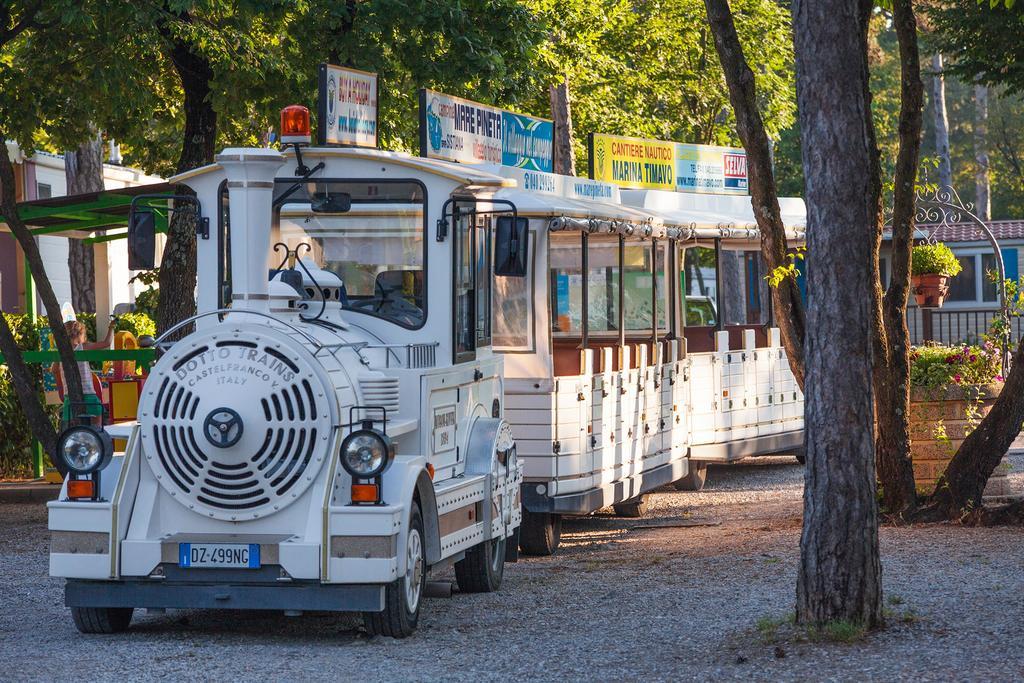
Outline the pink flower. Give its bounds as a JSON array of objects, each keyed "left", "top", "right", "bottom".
[
  {"left": 953, "top": 374, "right": 962, "bottom": 384},
  {"left": 970, "top": 355, "right": 977, "bottom": 362},
  {"left": 996, "top": 375, "right": 1005, "bottom": 382}
]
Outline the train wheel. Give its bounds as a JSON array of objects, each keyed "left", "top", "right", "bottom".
[
  {"left": 795, "top": 450, "right": 806, "bottom": 465},
  {"left": 674, "top": 463, "right": 709, "bottom": 491},
  {"left": 363, "top": 503, "right": 424, "bottom": 638},
  {"left": 518, "top": 509, "right": 562, "bottom": 556},
  {"left": 70, "top": 606, "right": 133, "bottom": 634},
  {"left": 612, "top": 494, "right": 648, "bottom": 518},
  {"left": 455, "top": 535, "right": 506, "bottom": 593}
]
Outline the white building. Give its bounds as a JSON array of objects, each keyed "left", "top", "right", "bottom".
[{"left": 2, "top": 142, "right": 165, "bottom": 320}]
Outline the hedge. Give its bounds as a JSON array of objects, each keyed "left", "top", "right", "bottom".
[{"left": 0, "top": 311, "right": 155, "bottom": 477}]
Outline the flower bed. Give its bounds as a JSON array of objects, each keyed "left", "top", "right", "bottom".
[{"left": 908, "top": 344, "right": 1011, "bottom": 498}]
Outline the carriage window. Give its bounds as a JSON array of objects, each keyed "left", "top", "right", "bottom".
[
  {"left": 272, "top": 180, "right": 426, "bottom": 329},
  {"left": 493, "top": 236, "right": 533, "bottom": 350},
  {"left": 683, "top": 247, "right": 717, "bottom": 326},
  {"left": 550, "top": 233, "right": 584, "bottom": 335},
  {"left": 623, "top": 239, "right": 656, "bottom": 331}
]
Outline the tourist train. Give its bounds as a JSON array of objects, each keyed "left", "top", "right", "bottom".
[{"left": 48, "top": 109, "right": 804, "bottom": 637}]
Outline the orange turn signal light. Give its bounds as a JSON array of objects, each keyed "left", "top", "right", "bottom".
[
  {"left": 67, "top": 479, "right": 95, "bottom": 500},
  {"left": 426, "top": 463, "right": 435, "bottom": 480},
  {"left": 351, "top": 483, "right": 379, "bottom": 503}
]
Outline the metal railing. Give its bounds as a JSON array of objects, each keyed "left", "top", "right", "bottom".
[{"left": 908, "top": 307, "right": 1024, "bottom": 346}]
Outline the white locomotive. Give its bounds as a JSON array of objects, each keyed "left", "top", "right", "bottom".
[{"left": 49, "top": 129, "right": 526, "bottom": 637}]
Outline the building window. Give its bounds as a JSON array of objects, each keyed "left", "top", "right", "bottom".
[
  {"left": 940, "top": 249, "right": 1019, "bottom": 306},
  {"left": 946, "top": 256, "right": 977, "bottom": 302},
  {"left": 36, "top": 183, "right": 51, "bottom": 199}
]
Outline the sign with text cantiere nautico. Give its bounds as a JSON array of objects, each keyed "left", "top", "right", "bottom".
[{"left": 588, "top": 133, "right": 748, "bottom": 195}]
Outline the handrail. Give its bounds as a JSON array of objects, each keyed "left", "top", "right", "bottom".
[{"left": 154, "top": 309, "right": 325, "bottom": 350}]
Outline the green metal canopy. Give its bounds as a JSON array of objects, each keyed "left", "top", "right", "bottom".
[{"left": 2, "top": 181, "right": 175, "bottom": 243}]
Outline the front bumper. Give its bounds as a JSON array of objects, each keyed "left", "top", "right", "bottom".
[{"left": 66, "top": 575, "right": 385, "bottom": 613}]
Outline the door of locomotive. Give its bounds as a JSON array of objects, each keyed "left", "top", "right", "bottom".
[{"left": 452, "top": 203, "right": 492, "bottom": 364}]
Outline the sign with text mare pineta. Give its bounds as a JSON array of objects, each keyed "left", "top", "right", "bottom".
[
  {"left": 317, "top": 63, "right": 378, "bottom": 147},
  {"left": 588, "top": 133, "right": 748, "bottom": 195},
  {"left": 418, "top": 89, "right": 554, "bottom": 172}
]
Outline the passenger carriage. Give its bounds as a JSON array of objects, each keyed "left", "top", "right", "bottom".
[{"left": 486, "top": 167, "right": 807, "bottom": 555}]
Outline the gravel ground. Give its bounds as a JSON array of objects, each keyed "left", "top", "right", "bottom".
[{"left": 3, "top": 455, "right": 1024, "bottom": 682}]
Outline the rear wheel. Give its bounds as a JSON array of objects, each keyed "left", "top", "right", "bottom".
[
  {"left": 455, "top": 535, "right": 506, "bottom": 593},
  {"left": 363, "top": 503, "right": 425, "bottom": 638},
  {"left": 612, "top": 494, "right": 648, "bottom": 518},
  {"left": 518, "top": 509, "right": 562, "bottom": 556},
  {"left": 674, "top": 462, "right": 709, "bottom": 491},
  {"left": 795, "top": 450, "right": 806, "bottom": 465},
  {"left": 70, "top": 606, "right": 133, "bottom": 634}
]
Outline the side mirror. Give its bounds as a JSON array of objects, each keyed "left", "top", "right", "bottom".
[
  {"left": 494, "top": 216, "right": 530, "bottom": 277},
  {"left": 311, "top": 191, "right": 352, "bottom": 213},
  {"left": 127, "top": 209, "right": 157, "bottom": 270}
]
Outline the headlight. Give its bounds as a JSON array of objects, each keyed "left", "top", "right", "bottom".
[
  {"left": 57, "top": 425, "right": 114, "bottom": 475},
  {"left": 339, "top": 428, "right": 393, "bottom": 478}
]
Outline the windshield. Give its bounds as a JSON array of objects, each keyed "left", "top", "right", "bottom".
[{"left": 272, "top": 179, "right": 426, "bottom": 328}]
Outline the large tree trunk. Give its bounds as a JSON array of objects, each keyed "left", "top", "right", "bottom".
[
  {"left": 65, "top": 131, "right": 104, "bottom": 313},
  {"left": 0, "top": 130, "right": 84, "bottom": 444},
  {"left": 974, "top": 81, "right": 990, "bottom": 221},
  {"left": 156, "top": 39, "right": 217, "bottom": 336},
  {"left": 931, "top": 54, "right": 953, "bottom": 191},
  {"left": 872, "top": 0, "right": 923, "bottom": 516},
  {"left": 792, "top": 0, "right": 883, "bottom": 628},
  {"left": 703, "top": 0, "right": 806, "bottom": 389},
  {"left": 550, "top": 79, "right": 576, "bottom": 177}
]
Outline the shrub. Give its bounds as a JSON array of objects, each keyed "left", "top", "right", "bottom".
[
  {"left": 911, "top": 242, "right": 962, "bottom": 277},
  {"left": 909, "top": 343, "right": 1002, "bottom": 389}
]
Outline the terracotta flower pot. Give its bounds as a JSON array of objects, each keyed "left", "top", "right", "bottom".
[{"left": 912, "top": 273, "right": 949, "bottom": 308}]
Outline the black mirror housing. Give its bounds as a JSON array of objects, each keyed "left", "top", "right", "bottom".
[
  {"left": 127, "top": 209, "right": 157, "bottom": 270},
  {"left": 494, "top": 215, "right": 529, "bottom": 277},
  {"left": 311, "top": 191, "right": 352, "bottom": 213}
]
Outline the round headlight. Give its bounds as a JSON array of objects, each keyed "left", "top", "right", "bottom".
[
  {"left": 58, "top": 426, "right": 113, "bottom": 474},
  {"left": 339, "top": 429, "right": 392, "bottom": 478}
]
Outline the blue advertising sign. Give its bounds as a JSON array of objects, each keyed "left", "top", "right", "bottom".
[
  {"left": 501, "top": 112, "right": 553, "bottom": 172},
  {"left": 419, "top": 89, "right": 553, "bottom": 172}
]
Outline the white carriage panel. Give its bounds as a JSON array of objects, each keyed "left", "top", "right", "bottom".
[
  {"left": 506, "top": 407, "right": 556, "bottom": 424},
  {"left": 515, "top": 438, "right": 557, "bottom": 459},
  {"left": 504, "top": 391, "right": 556, "bottom": 411},
  {"left": 520, "top": 454, "right": 557, "bottom": 479},
  {"left": 511, "top": 421, "right": 555, "bottom": 443},
  {"left": 555, "top": 452, "right": 596, "bottom": 480}
]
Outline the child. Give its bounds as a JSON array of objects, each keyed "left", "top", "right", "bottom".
[{"left": 51, "top": 319, "right": 116, "bottom": 426}]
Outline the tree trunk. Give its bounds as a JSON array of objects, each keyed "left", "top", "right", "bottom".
[
  {"left": 0, "top": 314, "right": 57, "bottom": 461},
  {"left": 974, "top": 81, "right": 990, "bottom": 221},
  {"left": 703, "top": 0, "right": 805, "bottom": 390},
  {"left": 792, "top": 0, "right": 883, "bottom": 628},
  {"left": 65, "top": 131, "right": 104, "bottom": 313},
  {"left": 0, "top": 128, "right": 84, "bottom": 431},
  {"left": 931, "top": 54, "right": 953, "bottom": 191},
  {"left": 550, "top": 79, "right": 576, "bottom": 177},
  {"left": 872, "top": 0, "right": 923, "bottom": 516},
  {"left": 156, "top": 39, "right": 217, "bottom": 336}
]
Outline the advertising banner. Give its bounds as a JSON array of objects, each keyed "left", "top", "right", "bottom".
[
  {"left": 419, "top": 89, "right": 553, "bottom": 172},
  {"left": 318, "top": 64, "right": 378, "bottom": 147},
  {"left": 589, "top": 133, "right": 747, "bottom": 195}
]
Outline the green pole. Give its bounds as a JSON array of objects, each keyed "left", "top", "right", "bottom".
[{"left": 23, "top": 258, "right": 45, "bottom": 479}]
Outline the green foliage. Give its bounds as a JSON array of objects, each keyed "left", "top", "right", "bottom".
[
  {"left": 806, "top": 620, "right": 868, "bottom": 644},
  {"left": 0, "top": 314, "right": 56, "bottom": 477},
  {"left": 766, "top": 246, "right": 806, "bottom": 288},
  {"left": 911, "top": 243, "right": 962, "bottom": 277},
  {"left": 523, "top": 0, "right": 796, "bottom": 170},
  {"left": 115, "top": 313, "right": 157, "bottom": 339},
  {"left": 133, "top": 288, "right": 160, "bottom": 321},
  {"left": 909, "top": 343, "right": 1003, "bottom": 388}
]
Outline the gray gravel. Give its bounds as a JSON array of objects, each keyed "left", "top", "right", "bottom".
[{"left": 3, "top": 455, "right": 1024, "bottom": 682}]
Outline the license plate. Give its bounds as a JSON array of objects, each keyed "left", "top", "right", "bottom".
[{"left": 178, "top": 543, "right": 260, "bottom": 569}]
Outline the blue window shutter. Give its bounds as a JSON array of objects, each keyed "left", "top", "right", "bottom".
[{"left": 1001, "top": 248, "right": 1018, "bottom": 283}]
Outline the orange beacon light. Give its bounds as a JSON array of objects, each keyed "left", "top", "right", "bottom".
[{"left": 280, "top": 105, "right": 311, "bottom": 145}]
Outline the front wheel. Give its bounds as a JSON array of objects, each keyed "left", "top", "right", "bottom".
[
  {"left": 455, "top": 535, "right": 506, "bottom": 593},
  {"left": 363, "top": 503, "right": 425, "bottom": 638},
  {"left": 71, "top": 606, "right": 133, "bottom": 634},
  {"left": 519, "top": 509, "right": 562, "bottom": 556}
]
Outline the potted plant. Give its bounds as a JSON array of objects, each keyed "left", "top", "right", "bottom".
[
  {"left": 908, "top": 343, "right": 1010, "bottom": 498},
  {"left": 911, "top": 242, "right": 962, "bottom": 307}
]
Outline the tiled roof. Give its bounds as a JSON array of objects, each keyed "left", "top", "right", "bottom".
[{"left": 916, "top": 220, "right": 1024, "bottom": 243}]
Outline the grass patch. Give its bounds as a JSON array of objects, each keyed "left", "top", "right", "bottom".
[
  {"left": 806, "top": 619, "right": 868, "bottom": 643},
  {"left": 755, "top": 612, "right": 795, "bottom": 643}
]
